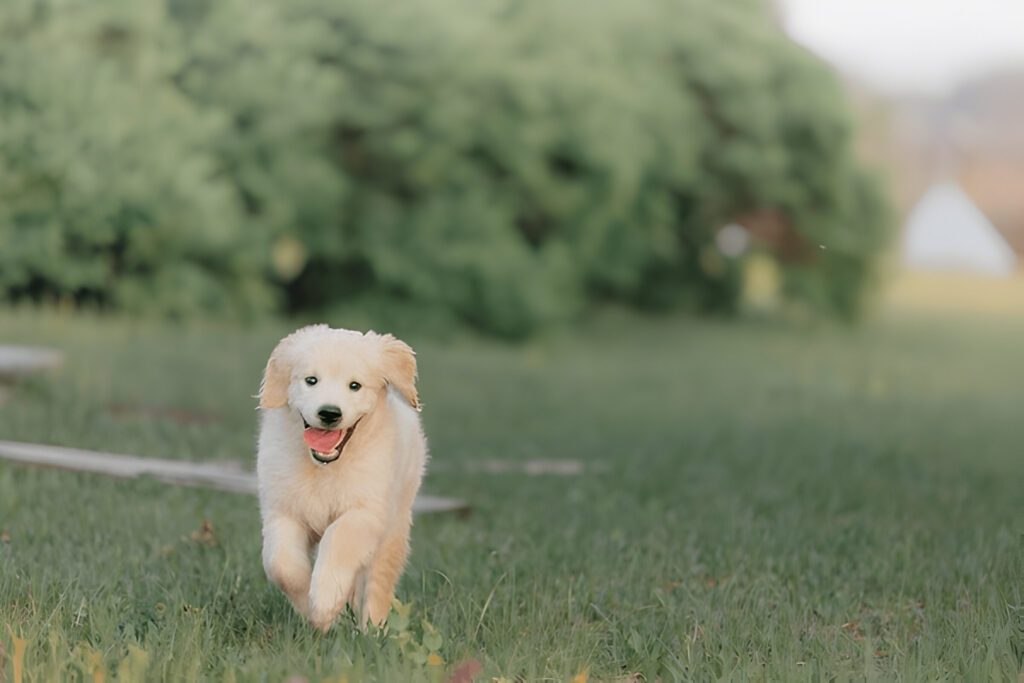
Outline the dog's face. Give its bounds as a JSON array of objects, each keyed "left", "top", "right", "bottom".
[{"left": 258, "top": 325, "right": 418, "bottom": 464}]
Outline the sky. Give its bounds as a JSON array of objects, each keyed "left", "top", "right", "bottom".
[{"left": 778, "top": 0, "right": 1024, "bottom": 96}]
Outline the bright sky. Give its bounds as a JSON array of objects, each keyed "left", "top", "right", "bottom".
[{"left": 779, "top": 0, "right": 1024, "bottom": 96}]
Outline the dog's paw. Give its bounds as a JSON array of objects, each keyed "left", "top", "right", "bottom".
[
  {"left": 309, "top": 612, "right": 335, "bottom": 633},
  {"left": 307, "top": 588, "right": 348, "bottom": 633},
  {"left": 290, "top": 592, "right": 311, "bottom": 620},
  {"left": 307, "top": 568, "right": 356, "bottom": 632},
  {"left": 306, "top": 594, "right": 339, "bottom": 632}
]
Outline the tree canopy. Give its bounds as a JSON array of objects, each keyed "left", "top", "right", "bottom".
[{"left": 0, "top": 0, "right": 890, "bottom": 336}]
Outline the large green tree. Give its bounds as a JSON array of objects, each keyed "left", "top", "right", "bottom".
[{"left": 0, "top": 0, "right": 890, "bottom": 335}]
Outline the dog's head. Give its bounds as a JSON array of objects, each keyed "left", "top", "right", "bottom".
[{"left": 258, "top": 325, "right": 419, "bottom": 464}]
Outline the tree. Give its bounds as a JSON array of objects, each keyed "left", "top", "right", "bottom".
[{"left": 0, "top": 0, "right": 891, "bottom": 336}]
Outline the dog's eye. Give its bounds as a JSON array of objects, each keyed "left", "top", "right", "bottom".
[
  {"left": 304, "top": 376, "right": 318, "bottom": 386},
  {"left": 349, "top": 381, "right": 361, "bottom": 391}
]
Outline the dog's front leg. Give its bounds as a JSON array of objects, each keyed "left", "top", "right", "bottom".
[
  {"left": 308, "top": 508, "right": 383, "bottom": 632},
  {"left": 263, "top": 515, "right": 314, "bottom": 618}
]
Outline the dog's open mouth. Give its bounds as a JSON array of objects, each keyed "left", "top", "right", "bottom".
[{"left": 302, "top": 419, "right": 358, "bottom": 464}]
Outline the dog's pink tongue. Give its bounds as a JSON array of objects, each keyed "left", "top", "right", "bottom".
[{"left": 303, "top": 428, "right": 344, "bottom": 453}]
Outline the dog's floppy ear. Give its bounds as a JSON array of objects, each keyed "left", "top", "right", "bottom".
[
  {"left": 258, "top": 326, "right": 324, "bottom": 409},
  {"left": 374, "top": 332, "right": 419, "bottom": 410},
  {"left": 258, "top": 354, "right": 290, "bottom": 409}
]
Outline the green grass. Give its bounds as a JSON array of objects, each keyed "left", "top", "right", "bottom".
[{"left": 1, "top": 307, "right": 1022, "bottom": 681}]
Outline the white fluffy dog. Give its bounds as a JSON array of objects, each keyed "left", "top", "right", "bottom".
[{"left": 256, "top": 325, "right": 427, "bottom": 631}]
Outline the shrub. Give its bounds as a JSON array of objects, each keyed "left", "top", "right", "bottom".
[
  {"left": 0, "top": 0, "right": 891, "bottom": 335},
  {"left": 0, "top": 0, "right": 275, "bottom": 317}
]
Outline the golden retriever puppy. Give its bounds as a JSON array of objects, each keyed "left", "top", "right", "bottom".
[{"left": 256, "top": 325, "right": 427, "bottom": 631}]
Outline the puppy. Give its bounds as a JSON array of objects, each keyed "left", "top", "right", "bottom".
[{"left": 256, "top": 325, "right": 427, "bottom": 631}]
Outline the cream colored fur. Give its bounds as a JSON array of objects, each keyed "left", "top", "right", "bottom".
[{"left": 256, "top": 325, "right": 427, "bottom": 631}]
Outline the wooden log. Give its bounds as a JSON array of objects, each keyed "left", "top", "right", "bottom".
[
  {"left": 0, "top": 346, "right": 63, "bottom": 381},
  {"left": 0, "top": 440, "right": 469, "bottom": 515}
]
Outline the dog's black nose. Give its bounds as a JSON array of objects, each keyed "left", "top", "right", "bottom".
[{"left": 317, "top": 405, "right": 342, "bottom": 425}]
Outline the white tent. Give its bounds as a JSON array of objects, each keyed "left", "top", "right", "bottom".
[{"left": 903, "top": 183, "right": 1018, "bottom": 276}]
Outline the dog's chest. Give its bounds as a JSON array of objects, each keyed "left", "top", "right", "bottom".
[{"left": 284, "top": 466, "right": 363, "bottom": 536}]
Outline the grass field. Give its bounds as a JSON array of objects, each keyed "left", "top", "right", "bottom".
[{"left": 1, "top": 304, "right": 1023, "bottom": 681}]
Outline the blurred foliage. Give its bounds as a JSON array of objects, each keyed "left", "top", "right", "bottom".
[{"left": 0, "top": 0, "right": 891, "bottom": 336}]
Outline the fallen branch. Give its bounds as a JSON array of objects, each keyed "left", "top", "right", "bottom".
[
  {"left": 0, "top": 440, "right": 468, "bottom": 515},
  {"left": 0, "top": 346, "right": 63, "bottom": 381}
]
